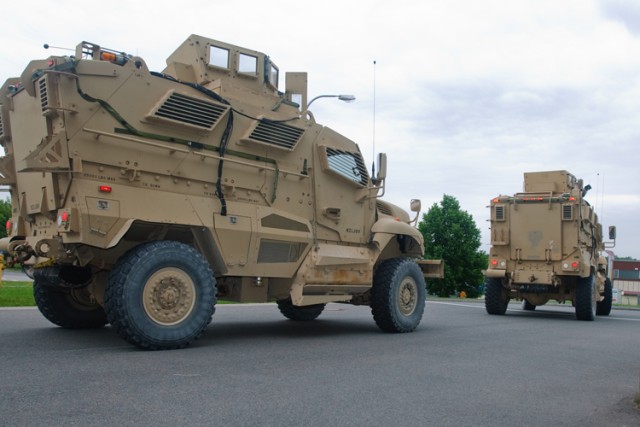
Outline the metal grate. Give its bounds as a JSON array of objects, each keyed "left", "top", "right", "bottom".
[
  {"left": 247, "top": 120, "right": 304, "bottom": 150},
  {"left": 257, "top": 240, "right": 307, "bottom": 263},
  {"left": 0, "top": 108, "right": 4, "bottom": 140},
  {"left": 562, "top": 204, "right": 573, "bottom": 220},
  {"left": 38, "top": 77, "right": 49, "bottom": 113},
  {"left": 495, "top": 205, "right": 505, "bottom": 221},
  {"left": 376, "top": 201, "right": 393, "bottom": 216},
  {"left": 152, "top": 92, "right": 228, "bottom": 130}
]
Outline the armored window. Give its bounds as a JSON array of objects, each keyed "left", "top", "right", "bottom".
[
  {"left": 494, "top": 205, "right": 505, "bottom": 221},
  {"left": 238, "top": 53, "right": 258, "bottom": 76},
  {"left": 562, "top": 204, "right": 573, "bottom": 221},
  {"left": 267, "top": 62, "right": 279, "bottom": 89},
  {"left": 209, "top": 46, "right": 229, "bottom": 69},
  {"left": 325, "top": 148, "right": 368, "bottom": 186}
]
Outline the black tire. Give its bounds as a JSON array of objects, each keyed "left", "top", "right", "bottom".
[
  {"left": 104, "top": 241, "right": 216, "bottom": 350},
  {"left": 33, "top": 280, "right": 107, "bottom": 329},
  {"left": 575, "top": 273, "right": 596, "bottom": 321},
  {"left": 277, "top": 298, "right": 325, "bottom": 321},
  {"left": 485, "top": 277, "right": 509, "bottom": 315},
  {"left": 522, "top": 299, "right": 536, "bottom": 311},
  {"left": 596, "top": 277, "right": 613, "bottom": 316},
  {"left": 370, "top": 258, "right": 426, "bottom": 333}
]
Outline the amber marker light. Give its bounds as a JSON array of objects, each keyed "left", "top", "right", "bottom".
[{"left": 100, "top": 52, "right": 117, "bottom": 62}]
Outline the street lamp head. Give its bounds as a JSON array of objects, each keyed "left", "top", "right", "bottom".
[{"left": 337, "top": 94, "right": 356, "bottom": 102}]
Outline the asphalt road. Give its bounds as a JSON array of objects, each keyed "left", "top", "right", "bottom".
[
  {"left": 1, "top": 269, "right": 31, "bottom": 282},
  {"left": 1, "top": 301, "right": 639, "bottom": 426}
]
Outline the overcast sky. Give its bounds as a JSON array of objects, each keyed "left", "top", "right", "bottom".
[{"left": 2, "top": 0, "right": 639, "bottom": 258}]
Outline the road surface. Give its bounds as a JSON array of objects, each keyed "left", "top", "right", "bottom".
[{"left": 1, "top": 301, "right": 638, "bottom": 426}]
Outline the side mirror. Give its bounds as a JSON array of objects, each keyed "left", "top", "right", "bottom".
[
  {"left": 376, "top": 153, "right": 387, "bottom": 182},
  {"left": 608, "top": 225, "right": 616, "bottom": 240},
  {"left": 410, "top": 199, "right": 421, "bottom": 213}
]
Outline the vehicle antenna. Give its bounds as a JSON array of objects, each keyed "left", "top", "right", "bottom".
[
  {"left": 372, "top": 60, "right": 377, "bottom": 173},
  {"left": 43, "top": 44, "right": 74, "bottom": 52}
]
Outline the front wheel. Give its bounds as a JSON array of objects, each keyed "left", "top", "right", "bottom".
[
  {"left": 104, "top": 241, "right": 216, "bottom": 350},
  {"left": 575, "top": 274, "right": 596, "bottom": 321},
  {"left": 277, "top": 298, "right": 325, "bottom": 321},
  {"left": 596, "top": 278, "right": 612, "bottom": 316},
  {"left": 370, "top": 258, "right": 426, "bottom": 333},
  {"left": 33, "top": 280, "right": 107, "bottom": 329},
  {"left": 485, "top": 277, "right": 509, "bottom": 315}
]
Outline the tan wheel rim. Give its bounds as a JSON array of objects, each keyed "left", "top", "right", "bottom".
[
  {"left": 143, "top": 268, "right": 196, "bottom": 326},
  {"left": 398, "top": 276, "right": 418, "bottom": 316}
]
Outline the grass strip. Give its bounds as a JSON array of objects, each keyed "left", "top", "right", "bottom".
[{"left": 0, "top": 281, "right": 35, "bottom": 307}]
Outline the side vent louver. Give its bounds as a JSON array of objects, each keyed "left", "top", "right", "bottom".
[
  {"left": 149, "top": 91, "right": 228, "bottom": 130},
  {"left": 0, "top": 107, "right": 5, "bottom": 141},
  {"left": 246, "top": 120, "right": 304, "bottom": 150},
  {"left": 494, "top": 205, "right": 505, "bottom": 221},
  {"left": 37, "top": 75, "right": 59, "bottom": 117},
  {"left": 376, "top": 201, "right": 393, "bottom": 216},
  {"left": 562, "top": 204, "right": 573, "bottom": 220}
]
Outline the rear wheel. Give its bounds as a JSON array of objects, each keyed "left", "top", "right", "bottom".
[
  {"left": 485, "top": 277, "right": 509, "bottom": 315},
  {"left": 522, "top": 299, "right": 536, "bottom": 311},
  {"left": 277, "top": 298, "right": 325, "bottom": 321},
  {"left": 370, "top": 258, "right": 426, "bottom": 333},
  {"left": 596, "top": 278, "right": 612, "bottom": 316},
  {"left": 575, "top": 273, "right": 596, "bottom": 321},
  {"left": 104, "top": 241, "right": 216, "bottom": 350},
  {"left": 33, "top": 280, "right": 107, "bottom": 329}
]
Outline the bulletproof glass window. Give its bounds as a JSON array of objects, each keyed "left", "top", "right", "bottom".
[
  {"left": 209, "top": 46, "right": 229, "bottom": 69},
  {"left": 326, "top": 148, "right": 368, "bottom": 186},
  {"left": 239, "top": 53, "right": 258, "bottom": 75}
]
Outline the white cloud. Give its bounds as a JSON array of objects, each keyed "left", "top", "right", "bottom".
[{"left": 1, "top": 0, "right": 639, "bottom": 258}]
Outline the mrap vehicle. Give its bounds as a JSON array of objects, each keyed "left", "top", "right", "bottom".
[
  {"left": 0, "top": 35, "right": 443, "bottom": 349},
  {"left": 484, "top": 170, "right": 616, "bottom": 320}
]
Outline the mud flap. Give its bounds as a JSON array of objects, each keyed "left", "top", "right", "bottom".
[{"left": 417, "top": 259, "right": 444, "bottom": 279}]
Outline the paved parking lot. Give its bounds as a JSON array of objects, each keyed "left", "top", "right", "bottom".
[{"left": 1, "top": 301, "right": 638, "bottom": 426}]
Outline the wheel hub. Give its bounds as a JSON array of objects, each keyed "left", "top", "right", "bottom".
[
  {"left": 143, "top": 268, "right": 196, "bottom": 326},
  {"left": 398, "top": 278, "right": 418, "bottom": 316}
]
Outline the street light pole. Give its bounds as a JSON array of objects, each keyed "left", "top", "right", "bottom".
[{"left": 306, "top": 94, "right": 356, "bottom": 110}]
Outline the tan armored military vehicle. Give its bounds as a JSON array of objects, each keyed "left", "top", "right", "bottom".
[
  {"left": 0, "top": 35, "right": 443, "bottom": 349},
  {"left": 484, "top": 170, "right": 616, "bottom": 320}
]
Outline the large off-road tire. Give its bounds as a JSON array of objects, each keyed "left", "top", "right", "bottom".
[
  {"left": 277, "top": 298, "right": 326, "bottom": 321},
  {"left": 575, "top": 273, "right": 596, "bottom": 321},
  {"left": 370, "top": 258, "right": 426, "bottom": 333},
  {"left": 596, "top": 278, "right": 613, "bottom": 316},
  {"left": 522, "top": 299, "right": 536, "bottom": 311},
  {"left": 104, "top": 241, "right": 216, "bottom": 350},
  {"left": 485, "top": 277, "right": 509, "bottom": 315},
  {"left": 33, "top": 280, "right": 107, "bottom": 329}
]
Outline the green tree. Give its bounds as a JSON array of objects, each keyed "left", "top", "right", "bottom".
[
  {"left": 418, "top": 194, "right": 487, "bottom": 298},
  {"left": 615, "top": 256, "right": 637, "bottom": 261},
  {"left": 0, "top": 198, "right": 11, "bottom": 238}
]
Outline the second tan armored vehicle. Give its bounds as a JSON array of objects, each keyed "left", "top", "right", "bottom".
[
  {"left": 484, "top": 171, "right": 615, "bottom": 320},
  {"left": 0, "top": 35, "right": 442, "bottom": 349}
]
